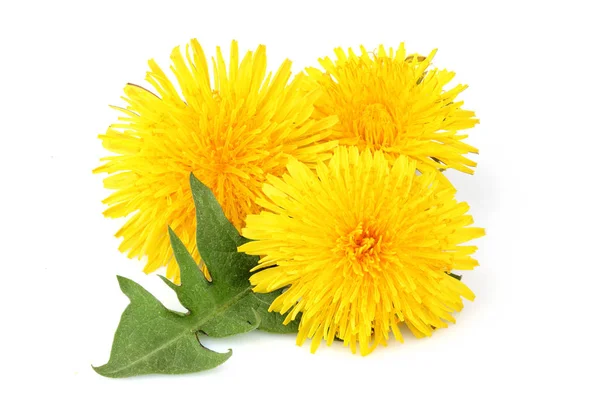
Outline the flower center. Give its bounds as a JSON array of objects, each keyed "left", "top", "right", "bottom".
[
  {"left": 356, "top": 103, "right": 397, "bottom": 149},
  {"left": 335, "top": 223, "right": 383, "bottom": 275}
]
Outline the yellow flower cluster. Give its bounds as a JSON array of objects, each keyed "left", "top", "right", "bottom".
[{"left": 96, "top": 40, "right": 483, "bottom": 355}]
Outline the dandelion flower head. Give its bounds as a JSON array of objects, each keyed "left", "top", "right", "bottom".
[
  {"left": 95, "top": 40, "right": 337, "bottom": 281},
  {"left": 239, "top": 146, "right": 484, "bottom": 355},
  {"left": 304, "top": 44, "right": 479, "bottom": 177}
]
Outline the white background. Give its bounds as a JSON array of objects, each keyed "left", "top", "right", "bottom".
[{"left": 1, "top": 0, "right": 598, "bottom": 418}]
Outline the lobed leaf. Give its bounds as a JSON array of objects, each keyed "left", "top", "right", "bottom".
[
  {"left": 93, "top": 276, "right": 231, "bottom": 378},
  {"left": 94, "top": 175, "right": 299, "bottom": 377}
]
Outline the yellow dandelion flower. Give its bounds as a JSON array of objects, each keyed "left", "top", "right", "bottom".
[
  {"left": 239, "top": 146, "right": 484, "bottom": 355},
  {"left": 304, "top": 44, "right": 479, "bottom": 177},
  {"left": 95, "top": 39, "right": 337, "bottom": 282}
]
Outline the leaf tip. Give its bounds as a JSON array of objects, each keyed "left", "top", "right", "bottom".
[
  {"left": 189, "top": 172, "right": 203, "bottom": 190},
  {"left": 189, "top": 172, "right": 213, "bottom": 198},
  {"left": 91, "top": 364, "right": 112, "bottom": 378},
  {"left": 158, "top": 274, "right": 178, "bottom": 290},
  {"left": 116, "top": 275, "right": 133, "bottom": 290},
  {"left": 167, "top": 225, "right": 180, "bottom": 249}
]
